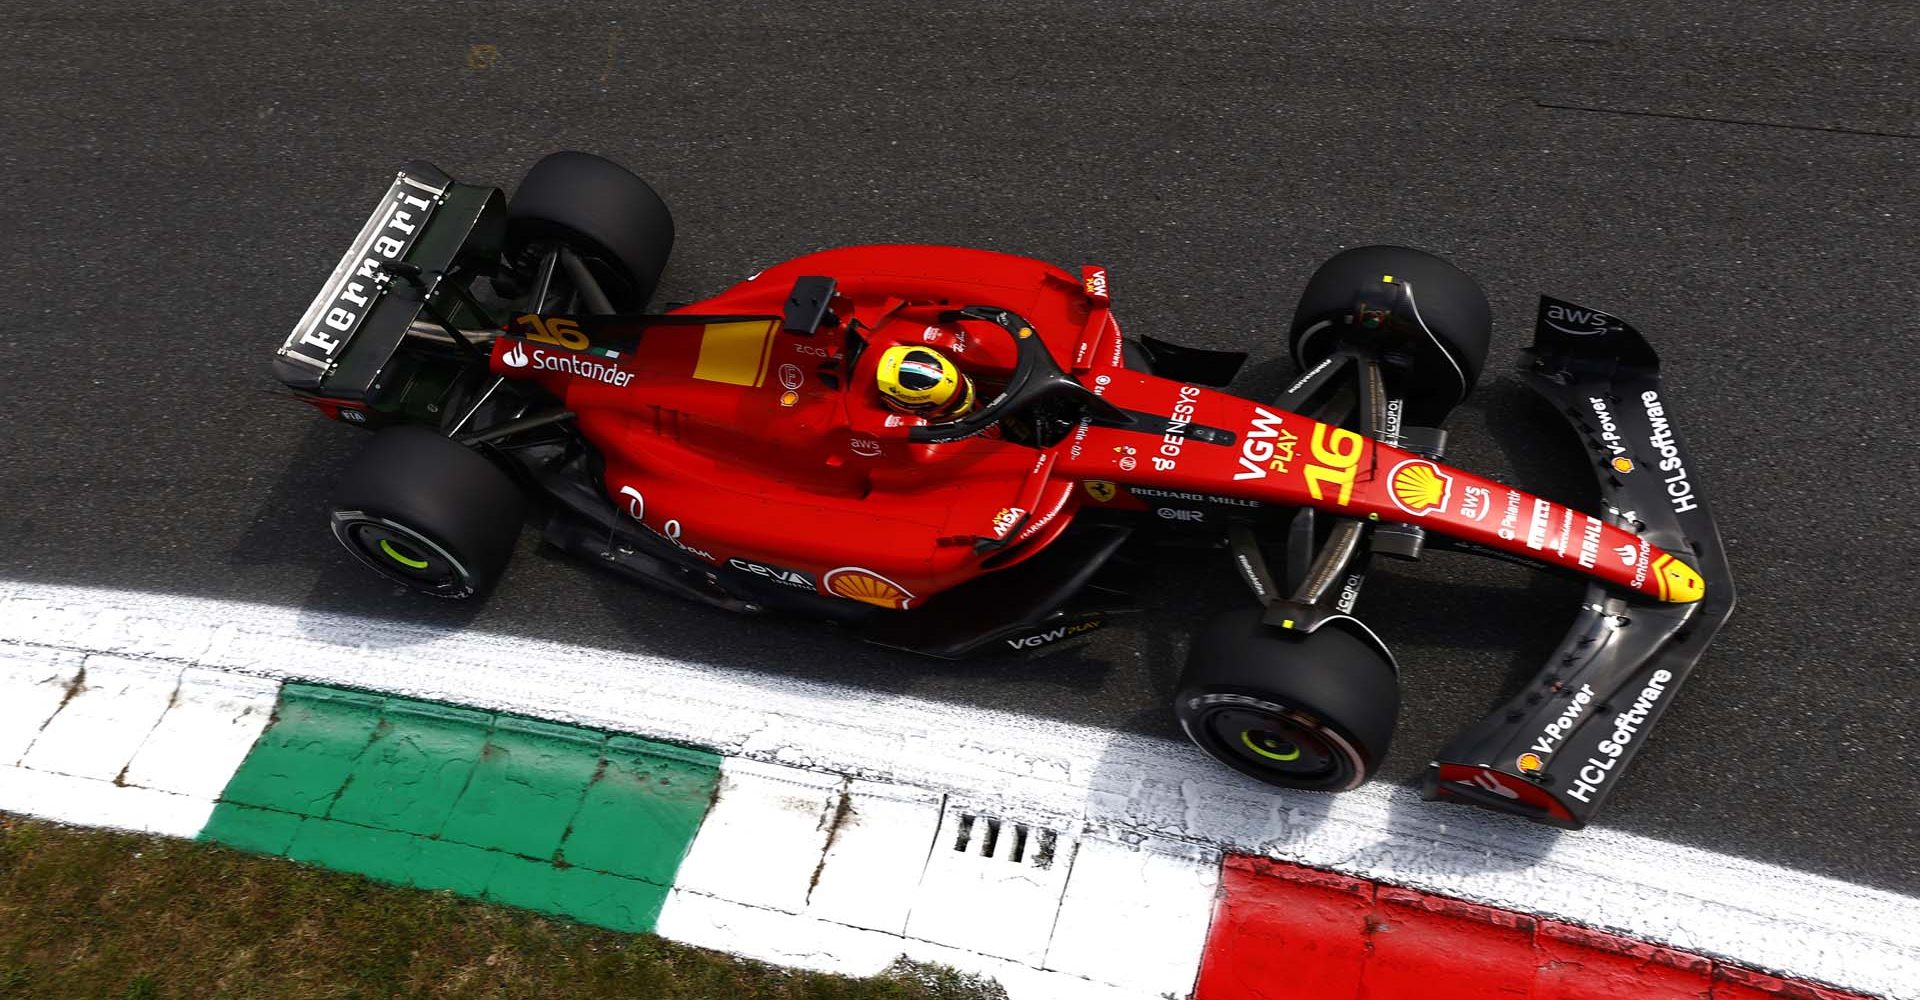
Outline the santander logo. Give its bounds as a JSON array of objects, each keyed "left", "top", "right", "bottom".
[{"left": 503, "top": 341, "right": 529, "bottom": 368}]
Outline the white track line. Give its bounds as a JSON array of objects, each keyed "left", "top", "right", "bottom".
[
  {"left": 0, "top": 642, "right": 278, "bottom": 836},
  {"left": 0, "top": 580, "right": 1913, "bottom": 999}
]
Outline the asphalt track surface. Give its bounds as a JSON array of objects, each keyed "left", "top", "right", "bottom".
[{"left": 1, "top": 2, "right": 1915, "bottom": 894}]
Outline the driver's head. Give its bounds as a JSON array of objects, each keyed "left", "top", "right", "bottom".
[{"left": 875, "top": 345, "right": 975, "bottom": 420}]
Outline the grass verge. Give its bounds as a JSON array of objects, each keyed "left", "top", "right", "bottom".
[{"left": 0, "top": 814, "right": 1003, "bottom": 1000}]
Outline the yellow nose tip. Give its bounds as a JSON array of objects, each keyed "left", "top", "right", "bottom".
[{"left": 1650, "top": 553, "right": 1705, "bottom": 603}]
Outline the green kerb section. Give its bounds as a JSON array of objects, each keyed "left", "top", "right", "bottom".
[{"left": 200, "top": 684, "right": 720, "bottom": 933}]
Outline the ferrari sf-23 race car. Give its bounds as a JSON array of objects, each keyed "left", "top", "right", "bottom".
[{"left": 272, "top": 152, "right": 1734, "bottom": 828}]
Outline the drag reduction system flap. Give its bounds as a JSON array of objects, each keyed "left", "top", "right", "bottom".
[{"left": 273, "top": 161, "right": 506, "bottom": 398}]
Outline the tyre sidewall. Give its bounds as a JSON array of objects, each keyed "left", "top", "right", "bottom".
[
  {"left": 1176, "top": 610, "right": 1399, "bottom": 791},
  {"left": 329, "top": 426, "right": 527, "bottom": 599},
  {"left": 1289, "top": 245, "right": 1492, "bottom": 413},
  {"left": 506, "top": 151, "right": 674, "bottom": 311}
]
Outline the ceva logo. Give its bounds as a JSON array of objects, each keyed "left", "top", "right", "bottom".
[{"left": 503, "top": 342, "right": 529, "bottom": 368}]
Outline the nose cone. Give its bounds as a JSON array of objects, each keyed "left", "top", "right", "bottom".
[{"left": 1651, "top": 553, "right": 1705, "bottom": 603}]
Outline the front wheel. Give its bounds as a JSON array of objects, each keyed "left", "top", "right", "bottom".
[
  {"left": 329, "top": 426, "right": 527, "bottom": 599},
  {"left": 1289, "top": 245, "right": 1491, "bottom": 423},
  {"left": 1174, "top": 611, "right": 1399, "bottom": 792}
]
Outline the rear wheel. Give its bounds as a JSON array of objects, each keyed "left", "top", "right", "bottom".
[
  {"left": 1289, "top": 245, "right": 1491, "bottom": 421},
  {"left": 1174, "top": 611, "right": 1398, "bottom": 791},
  {"left": 502, "top": 151, "right": 675, "bottom": 311},
  {"left": 329, "top": 426, "right": 527, "bottom": 599}
]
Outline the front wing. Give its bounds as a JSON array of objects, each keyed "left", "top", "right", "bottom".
[{"left": 1422, "top": 298, "right": 1737, "bottom": 827}]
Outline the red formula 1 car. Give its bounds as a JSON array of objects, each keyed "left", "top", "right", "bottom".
[{"left": 273, "top": 153, "right": 1734, "bottom": 828}]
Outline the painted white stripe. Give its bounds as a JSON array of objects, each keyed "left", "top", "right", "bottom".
[
  {"left": 658, "top": 890, "right": 1173, "bottom": 1000},
  {"left": 1045, "top": 836, "right": 1219, "bottom": 996},
  {"left": 120, "top": 668, "right": 280, "bottom": 799},
  {"left": 22, "top": 656, "right": 181, "bottom": 781},
  {"left": 905, "top": 803, "right": 1080, "bottom": 967},
  {"left": 0, "top": 641, "right": 279, "bottom": 838},
  {"left": 804, "top": 778, "right": 945, "bottom": 935},
  {"left": 656, "top": 755, "right": 1212, "bottom": 999},
  {"left": 0, "top": 765, "right": 218, "bottom": 838},
  {"left": 1, "top": 581, "right": 1915, "bottom": 999},
  {"left": 0, "top": 646, "right": 82, "bottom": 766},
  {"left": 670, "top": 758, "right": 845, "bottom": 915}
]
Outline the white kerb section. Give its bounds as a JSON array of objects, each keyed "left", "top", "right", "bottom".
[
  {"left": 656, "top": 757, "right": 1217, "bottom": 1000},
  {"left": 2, "top": 582, "right": 1918, "bottom": 999},
  {"left": 904, "top": 802, "right": 1079, "bottom": 966},
  {"left": 0, "top": 642, "right": 278, "bottom": 837}
]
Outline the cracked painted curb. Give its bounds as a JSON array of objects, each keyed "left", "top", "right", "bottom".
[{"left": 1, "top": 583, "right": 1914, "bottom": 999}]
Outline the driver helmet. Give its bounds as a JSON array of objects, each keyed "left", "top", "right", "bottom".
[{"left": 875, "top": 345, "right": 975, "bottom": 419}]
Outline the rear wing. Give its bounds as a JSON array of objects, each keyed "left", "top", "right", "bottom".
[{"left": 273, "top": 161, "right": 505, "bottom": 397}]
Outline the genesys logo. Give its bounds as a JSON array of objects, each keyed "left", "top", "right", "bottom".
[{"left": 1152, "top": 386, "right": 1203, "bottom": 472}]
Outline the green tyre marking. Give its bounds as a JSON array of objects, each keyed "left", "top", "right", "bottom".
[
  {"left": 380, "top": 538, "right": 431, "bottom": 569},
  {"left": 1242, "top": 729, "right": 1302, "bottom": 762}
]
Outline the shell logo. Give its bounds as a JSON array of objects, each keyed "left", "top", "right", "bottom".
[
  {"left": 1387, "top": 459, "right": 1453, "bottom": 517},
  {"left": 822, "top": 567, "right": 916, "bottom": 610}
]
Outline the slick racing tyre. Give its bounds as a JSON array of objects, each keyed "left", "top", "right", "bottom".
[
  {"left": 1289, "top": 245, "right": 1491, "bottom": 421},
  {"left": 329, "top": 426, "right": 527, "bottom": 599},
  {"left": 502, "top": 150, "right": 675, "bottom": 311},
  {"left": 1174, "top": 610, "right": 1398, "bottom": 792}
]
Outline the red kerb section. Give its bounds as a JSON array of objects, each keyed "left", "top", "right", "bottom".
[{"left": 1193, "top": 856, "right": 1874, "bottom": 1000}]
